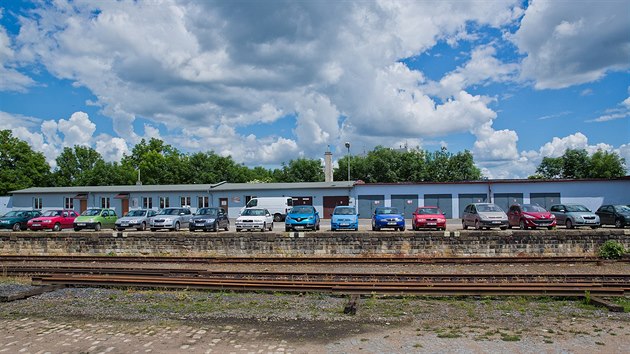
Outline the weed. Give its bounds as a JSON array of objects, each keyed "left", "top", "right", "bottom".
[
  {"left": 500, "top": 334, "right": 521, "bottom": 342},
  {"left": 413, "top": 343, "right": 423, "bottom": 348},
  {"left": 543, "top": 339, "right": 553, "bottom": 344},
  {"left": 595, "top": 342, "right": 605, "bottom": 346}
]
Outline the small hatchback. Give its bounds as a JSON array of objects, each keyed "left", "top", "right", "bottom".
[
  {"left": 507, "top": 204, "right": 556, "bottom": 230},
  {"left": 285, "top": 205, "right": 320, "bottom": 231},
  {"left": 330, "top": 206, "right": 359, "bottom": 231},
  {"left": 462, "top": 203, "right": 508, "bottom": 230},
  {"left": 189, "top": 207, "right": 230, "bottom": 232},
  {"left": 73, "top": 208, "right": 118, "bottom": 231},
  {"left": 28, "top": 209, "right": 78, "bottom": 231},
  {"left": 411, "top": 206, "right": 446, "bottom": 231},
  {"left": 0, "top": 210, "right": 42, "bottom": 231},
  {"left": 549, "top": 204, "right": 600, "bottom": 229},
  {"left": 372, "top": 207, "right": 405, "bottom": 231},
  {"left": 115, "top": 209, "right": 157, "bottom": 231},
  {"left": 595, "top": 205, "right": 630, "bottom": 228}
]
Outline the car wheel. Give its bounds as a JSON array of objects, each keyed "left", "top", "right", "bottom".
[
  {"left": 174, "top": 222, "right": 180, "bottom": 231},
  {"left": 116, "top": 227, "right": 124, "bottom": 231},
  {"left": 519, "top": 220, "right": 527, "bottom": 230},
  {"left": 285, "top": 226, "right": 291, "bottom": 232},
  {"left": 269, "top": 222, "right": 273, "bottom": 231},
  {"left": 139, "top": 222, "right": 146, "bottom": 231},
  {"left": 236, "top": 228, "right": 242, "bottom": 232},
  {"left": 94, "top": 223, "right": 101, "bottom": 231},
  {"left": 500, "top": 226, "right": 507, "bottom": 230},
  {"left": 475, "top": 220, "right": 481, "bottom": 230},
  {"left": 150, "top": 228, "right": 156, "bottom": 232},
  {"left": 273, "top": 214, "right": 282, "bottom": 222},
  {"left": 316, "top": 223, "right": 320, "bottom": 231},
  {"left": 400, "top": 227, "right": 405, "bottom": 232},
  {"left": 224, "top": 222, "right": 229, "bottom": 231},
  {"left": 74, "top": 227, "right": 81, "bottom": 232},
  {"left": 12, "top": 223, "right": 21, "bottom": 232},
  {"left": 462, "top": 221, "right": 468, "bottom": 230},
  {"left": 590, "top": 225, "right": 599, "bottom": 229},
  {"left": 565, "top": 219, "right": 574, "bottom": 229},
  {"left": 213, "top": 221, "right": 219, "bottom": 231},
  {"left": 615, "top": 219, "right": 623, "bottom": 228},
  {"left": 547, "top": 226, "right": 555, "bottom": 230},
  {"left": 261, "top": 222, "right": 266, "bottom": 232},
  {"left": 331, "top": 227, "right": 336, "bottom": 231},
  {"left": 53, "top": 223, "right": 61, "bottom": 232}
]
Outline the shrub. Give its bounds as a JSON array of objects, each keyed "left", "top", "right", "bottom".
[{"left": 598, "top": 240, "right": 626, "bottom": 259}]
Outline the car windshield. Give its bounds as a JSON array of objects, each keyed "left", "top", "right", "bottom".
[
  {"left": 42, "top": 210, "right": 63, "bottom": 217},
  {"left": 334, "top": 207, "right": 355, "bottom": 215},
  {"left": 521, "top": 204, "right": 546, "bottom": 212},
  {"left": 197, "top": 208, "right": 218, "bottom": 216},
  {"left": 242, "top": 209, "right": 266, "bottom": 216},
  {"left": 376, "top": 207, "right": 399, "bottom": 215},
  {"left": 158, "top": 208, "right": 181, "bottom": 215},
  {"left": 126, "top": 210, "right": 147, "bottom": 217},
  {"left": 566, "top": 205, "right": 590, "bottom": 212},
  {"left": 615, "top": 205, "right": 630, "bottom": 212},
  {"left": 416, "top": 207, "right": 440, "bottom": 215},
  {"left": 3, "top": 211, "right": 25, "bottom": 217},
  {"left": 477, "top": 204, "right": 502, "bottom": 212},
  {"left": 291, "top": 206, "right": 314, "bottom": 214},
  {"left": 81, "top": 209, "right": 101, "bottom": 216}
]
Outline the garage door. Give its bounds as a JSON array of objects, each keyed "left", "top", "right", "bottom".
[
  {"left": 391, "top": 194, "right": 418, "bottom": 219},
  {"left": 530, "top": 193, "right": 561, "bottom": 210},
  {"left": 323, "top": 196, "right": 350, "bottom": 218},
  {"left": 493, "top": 193, "right": 523, "bottom": 213},
  {"left": 458, "top": 194, "right": 488, "bottom": 218},
  {"left": 358, "top": 195, "right": 384, "bottom": 219},
  {"left": 424, "top": 194, "right": 453, "bottom": 219}
]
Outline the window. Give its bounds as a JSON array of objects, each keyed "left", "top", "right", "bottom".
[
  {"left": 34, "top": 197, "right": 43, "bottom": 209},
  {"left": 143, "top": 197, "right": 153, "bottom": 209},
  {"left": 101, "top": 197, "right": 110, "bottom": 208},
  {"left": 180, "top": 196, "right": 191, "bottom": 207},
  {"left": 198, "top": 196, "right": 209, "bottom": 208},
  {"left": 159, "top": 196, "right": 170, "bottom": 208},
  {"left": 64, "top": 197, "right": 74, "bottom": 209}
]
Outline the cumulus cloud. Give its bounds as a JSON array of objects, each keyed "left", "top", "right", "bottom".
[
  {"left": 512, "top": 0, "right": 630, "bottom": 89},
  {"left": 0, "top": 18, "right": 35, "bottom": 92}
]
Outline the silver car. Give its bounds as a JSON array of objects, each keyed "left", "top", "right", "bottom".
[
  {"left": 549, "top": 204, "right": 600, "bottom": 229},
  {"left": 462, "top": 203, "right": 508, "bottom": 230},
  {"left": 149, "top": 208, "right": 192, "bottom": 231},
  {"left": 115, "top": 209, "right": 157, "bottom": 231}
]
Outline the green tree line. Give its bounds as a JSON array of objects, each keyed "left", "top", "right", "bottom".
[{"left": 529, "top": 148, "right": 626, "bottom": 179}]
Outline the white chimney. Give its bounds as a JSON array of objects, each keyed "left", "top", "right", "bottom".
[{"left": 324, "top": 148, "right": 333, "bottom": 182}]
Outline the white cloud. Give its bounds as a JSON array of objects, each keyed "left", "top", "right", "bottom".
[
  {"left": 0, "top": 19, "right": 35, "bottom": 92},
  {"left": 512, "top": 0, "right": 630, "bottom": 89}
]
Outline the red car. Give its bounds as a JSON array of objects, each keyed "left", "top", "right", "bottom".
[
  {"left": 507, "top": 204, "right": 556, "bottom": 230},
  {"left": 411, "top": 206, "right": 447, "bottom": 231},
  {"left": 28, "top": 209, "right": 79, "bottom": 231}
]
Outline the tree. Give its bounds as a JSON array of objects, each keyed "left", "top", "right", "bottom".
[
  {"left": 589, "top": 149, "right": 626, "bottom": 178},
  {"left": 531, "top": 148, "right": 626, "bottom": 179},
  {"left": 534, "top": 156, "right": 563, "bottom": 179},
  {"left": 273, "top": 158, "right": 324, "bottom": 182},
  {"left": 561, "top": 149, "right": 590, "bottom": 179},
  {"left": 121, "top": 138, "right": 185, "bottom": 185},
  {"left": 0, "top": 130, "right": 52, "bottom": 195},
  {"left": 54, "top": 146, "right": 105, "bottom": 186}
]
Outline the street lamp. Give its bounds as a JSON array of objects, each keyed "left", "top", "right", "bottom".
[{"left": 344, "top": 142, "right": 351, "bottom": 181}]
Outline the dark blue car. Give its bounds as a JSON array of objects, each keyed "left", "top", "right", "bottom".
[
  {"left": 285, "top": 205, "right": 320, "bottom": 231},
  {"left": 372, "top": 207, "right": 405, "bottom": 231}
]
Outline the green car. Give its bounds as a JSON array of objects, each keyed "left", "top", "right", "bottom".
[
  {"left": 73, "top": 208, "right": 118, "bottom": 231},
  {"left": 0, "top": 210, "right": 42, "bottom": 231}
]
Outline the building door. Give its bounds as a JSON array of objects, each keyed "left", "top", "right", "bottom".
[
  {"left": 391, "top": 194, "right": 418, "bottom": 219},
  {"left": 219, "top": 198, "right": 228, "bottom": 213},
  {"left": 358, "top": 195, "right": 384, "bottom": 218},
  {"left": 80, "top": 200, "right": 87, "bottom": 213},
  {"left": 292, "top": 196, "right": 313, "bottom": 205},
  {"left": 458, "top": 194, "right": 488, "bottom": 218},
  {"left": 530, "top": 193, "right": 561, "bottom": 210},
  {"left": 493, "top": 193, "right": 523, "bottom": 213},
  {"left": 323, "top": 196, "right": 350, "bottom": 218},
  {"left": 121, "top": 198, "right": 129, "bottom": 216},
  {"left": 424, "top": 194, "right": 453, "bottom": 219}
]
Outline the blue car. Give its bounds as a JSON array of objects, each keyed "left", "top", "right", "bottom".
[
  {"left": 372, "top": 207, "right": 405, "bottom": 231},
  {"left": 285, "top": 205, "right": 320, "bottom": 231},
  {"left": 331, "top": 206, "right": 359, "bottom": 231}
]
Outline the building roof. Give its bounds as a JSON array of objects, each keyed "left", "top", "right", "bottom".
[{"left": 10, "top": 181, "right": 355, "bottom": 194}]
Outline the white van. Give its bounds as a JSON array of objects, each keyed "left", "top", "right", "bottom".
[{"left": 240, "top": 197, "right": 293, "bottom": 222}]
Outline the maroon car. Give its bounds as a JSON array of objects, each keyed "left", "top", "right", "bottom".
[
  {"left": 411, "top": 206, "right": 447, "bottom": 231},
  {"left": 507, "top": 204, "right": 556, "bottom": 230},
  {"left": 28, "top": 209, "right": 78, "bottom": 231}
]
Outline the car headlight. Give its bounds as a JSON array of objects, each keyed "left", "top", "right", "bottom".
[
  {"left": 437, "top": 218, "right": 445, "bottom": 222},
  {"left": 523, "top": 214, "right": 535, "bottom": 219},
  {"left": 574, "top": 215, "right": 584, "bottom": 221},
  {"left": 308, "top": 216, "right": 314, "bottom": 220},
  {"left": 418, "top": 218, "right": 426, "bottom": 222},
  {"left": 43, "top": 220, "right": 52, "bottom": 223},
  {"left": 479, "top": 215, "right": 488, "bottom": 221},
  {"left": 206, "top": 218, "right": 216, "bottom": 223},
  {"left": 550, "top": 214, "right": 556, "bottom": 219}
]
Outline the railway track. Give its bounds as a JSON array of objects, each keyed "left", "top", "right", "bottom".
[{"left": 0, "top": 255, "right": 620, "bottom": 265}]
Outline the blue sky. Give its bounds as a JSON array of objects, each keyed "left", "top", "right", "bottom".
[{"left": 1, "top": 0, "right": 628, "bottom": 178}]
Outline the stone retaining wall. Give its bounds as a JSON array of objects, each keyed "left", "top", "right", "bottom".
[{"left": 1, "top": 229, "right": 629, "bottom": 257}]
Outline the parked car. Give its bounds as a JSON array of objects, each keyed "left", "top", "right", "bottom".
[
  {"left": 549, "top": 204, "right": 600, "bottom": 229},
  {"left": 73, "top": 208, "right": 118, "bottom": 231},
  {"left": 28, "top": 209, "right": 78, "bottom": 231},
  {"left": 0, "top": 210, "right": 41, "bottom": 231},
  {"left": 411, "top": 206, "right": 446, "bottom": 231},
  {"left": 462, "top": 203, "right": 508, "bottom": 230},
  {"left": 285, "top": 205, "right": 320, "bottom": 231},
  {"left": 236, "top": 208, "right": 273, "bottom": 232},
  {"left": 595, "top": 205, "right": 630, "bottom": 228},
  {"left": 149, "top": 207, "right": 192, "bottom": 231},
  {"left": 189, "top": 207, "right": 229, "bottom": 232},
  {"left": 330, "top": 206, "right": 358, "bottom": 231},
  {"left": 507, "top": 204, "right": 556, "bottom": 230},
  {"left": 115, "top": 209, "right": 156, "bottom": 231},
  {"left": 240, "top": 197, "right": 293, "bottom": 222},
  {"left": 372, "top": 207, "right": 405, "bottom": 231}
]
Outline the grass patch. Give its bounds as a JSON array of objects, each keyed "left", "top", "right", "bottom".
[{"left": 500, "top": 333, "right": 521, "bottom": 342}]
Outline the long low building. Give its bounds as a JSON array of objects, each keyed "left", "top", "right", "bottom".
[{"left": 8, "top": 177, "right": 630, "bottom": 219}]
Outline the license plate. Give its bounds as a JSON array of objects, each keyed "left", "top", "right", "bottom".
[
  {"left": 32, "top": 223, "right": 41, "bottom": 227},
  {"left": 427, "top": 222, "right": 436, "bottom": 226},
  {"left": 121, "top": 223, "right": 128, "bottom": 226},
  {"left": 492, "top": 221, "right": 501, "bottom": 224},
  {"left": 77, "top": 223, "right": 86, "bottom": 226},
  {"left": 387, "top": 222, "right": 397, "bottom": 225},
  {"left": 340, "top": 223, "right": 349, "bottom": 226},
  {"left": 295, "top": 226, "right": 304, "bottom": 229}
]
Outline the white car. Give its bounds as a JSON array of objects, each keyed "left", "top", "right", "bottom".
[{"left": 235, "top": 208, "right": 274, "bottom": 232}]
